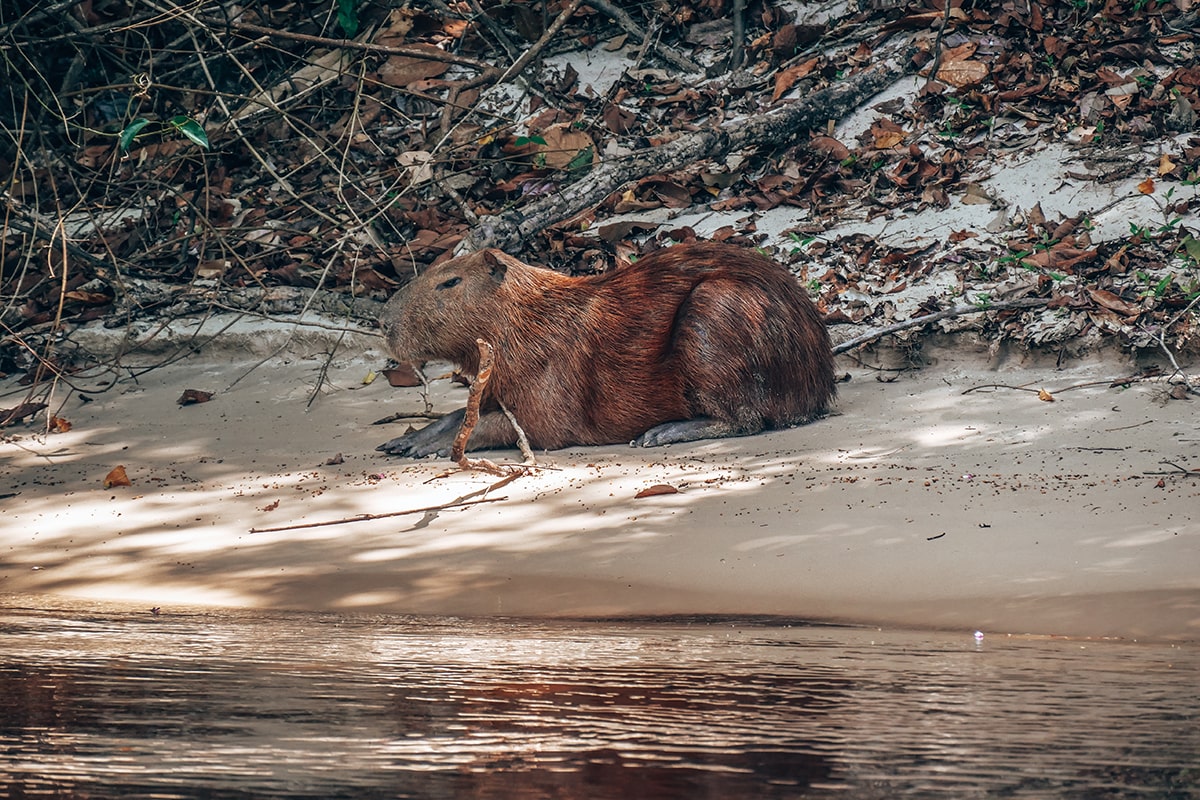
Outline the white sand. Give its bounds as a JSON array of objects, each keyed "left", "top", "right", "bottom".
[{"left": 2, "top": 328, "right": 1197, "bottom": 639}]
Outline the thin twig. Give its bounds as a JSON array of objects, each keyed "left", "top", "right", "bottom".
[
  {"left": 960, "top": 383, "right": 1043, "bottom": 396},
  {"left": 248, "top": 496, "right": 505, "bottom": 533},
  {"left": 500, "top": 401, "right": 537, "bottom": 465},
  {"left": 925, "top": 0, "right": 955, "bottom": 84},
  {"left": 497, "top": 0, "right": 589, "bottom": 84},
  {"left": 201, "top": 16, "right": 500, "bottom": 73}
]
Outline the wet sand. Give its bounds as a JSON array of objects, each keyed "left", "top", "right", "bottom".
[{"left": 3, "top": 323, "right": 1197, "bottom": 639}]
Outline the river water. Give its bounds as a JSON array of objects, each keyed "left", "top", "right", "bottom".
[{"left": 1, "top": 600, "right": 1197, "bottom": 799}]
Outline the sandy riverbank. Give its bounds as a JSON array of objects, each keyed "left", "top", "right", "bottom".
[{"left": 2, "top": 323, "right": 1197, "bottom": 639}]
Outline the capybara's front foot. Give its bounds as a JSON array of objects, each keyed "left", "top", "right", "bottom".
[{"left": 376, "top": 409, "right": 465, "bottom": 458}]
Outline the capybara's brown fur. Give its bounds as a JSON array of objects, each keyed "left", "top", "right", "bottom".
[{"left": 377, "top": 241, "right": 835, "bottom": 457}]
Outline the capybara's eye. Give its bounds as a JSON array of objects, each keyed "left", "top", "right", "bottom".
[{"left": 437, "top": 276, "right": 461, "bottom": 290}]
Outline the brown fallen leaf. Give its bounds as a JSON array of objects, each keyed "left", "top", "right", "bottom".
[
  {"left": 1087, "top": 288, "right": 1141, "bottom": 317},
  {"left": 383, "top": 363, "right": 423, "bottom": 387},
  {"left": 177, "top": 389, "right": 214, "bottom": 406},
  {"left": 772, "top": 57, "right": 819, "bottom": 102},
  {"left": 536, "top": 124, "right": 595, "bottom": 171},
  {"left": 48, "top": 415, "right": 72, "bottom": 433},
  {"left": 1038, "top": 389, "right": 1055, "bottom": 402},
  {"left": 0, "top": 402, "right": 47, "bottom": 427},
  {"left": 1138, "top": 177, "right": 1155, "bottom": 195},
  {"left": 635, "top": 484, "right": 679, "bottom": 499},
  {"left": 937, "top": 60, "right": 989, "bottom": 89},
  {"left": 104, "top": 465, "right": 132, "bottom": 488},
  {"left": 259, "top": 500, "right": 280, "bottom": 512}
]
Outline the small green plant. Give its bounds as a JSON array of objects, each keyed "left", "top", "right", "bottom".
[
  {"left": 118, "top": 115, "right": 210, "bottom": 152},
  {"left": 973, "top": 293, "right": 992, "bottom": 310},
  {"left": 997, "top": 249, "right": 1032, "bottom": 267},
  {"left": 337, "top": 0, "right": 359, "bottom": 36},
  {"left": 565, "top": 147, "right": 593, "bottom": 173},
  {"left": 1136, "top": 271, "right": 1174, "bottom": 299}
]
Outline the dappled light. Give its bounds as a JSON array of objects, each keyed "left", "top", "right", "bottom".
[{"left": 3, "top": 349, "right": 1197, "bottom": 639}]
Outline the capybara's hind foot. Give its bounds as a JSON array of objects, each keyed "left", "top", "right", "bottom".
[
  {"left": 377, "top": 409, "right": 464, "bottom": 458},
  {"left": 633, "top": 418, "right": 754, "bottom": 447}
]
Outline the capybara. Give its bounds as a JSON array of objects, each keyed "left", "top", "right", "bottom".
[{"left": 377, "top": 241, "right": 834, "bottom": 457}]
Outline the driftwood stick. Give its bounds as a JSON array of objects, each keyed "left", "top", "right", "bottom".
[
  {"left": 247, "top": 496, "right": 505, "bottom": 533},
  {"left": 832, "top": 297, "right": 1051, "bottom": 356},
  {"left": 450, "top": 339, "right": 538, "bottom": 474},
  {"left": 500, "top": 401, "right": 537, "bottom": 465},
  {"left": 451, "top": 338, "right": 495, "bottom": 462}
]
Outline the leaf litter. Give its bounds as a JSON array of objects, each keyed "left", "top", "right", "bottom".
[{"left": 1, "top": 0, "right": 1198, "bottom": 432}]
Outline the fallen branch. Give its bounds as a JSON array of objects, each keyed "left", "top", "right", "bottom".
[
  {"left": 247, "top": 495, "right": 505, "bottom": 533},
  {"left": 960, "top": 383, "right": 1043, "bottom": 396},
  {"left": 588, "top": 0, "right": 702, "bottom": 73},
  {"left": 500, "top": 402, "right": 537, "bottom": 465},
  {"left": 451, "top": 339, "right": 538, "bottom": 475},
  {"left": 462, "top": 47, "right": 911, "bottom": 253},
  {"left": 832, "top": 297, "right": 1051, "bottom": 356}
]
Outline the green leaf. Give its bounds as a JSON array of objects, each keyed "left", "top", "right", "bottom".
[
  {"left": 118, "top": 118, "right": 151, "bottom": 152},
  {"left": 168, "top": 115, "right": 210, "bottom": 149},
  {"left": 337, "top": 0, "right": 359, "bottom": 37},
  {"left": 566, "top": 146, "right": 593, "bottom": 173},
  {"left": 1178, "top": 235, "right": 1200, "bottom": 263},
  {"left": 514, "top": 135, "right": 548, "bottom": 146}
]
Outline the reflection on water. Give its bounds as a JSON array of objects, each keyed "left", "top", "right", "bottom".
[{"left": 1, "top": 600, "right": 1197, "bottom": 799}]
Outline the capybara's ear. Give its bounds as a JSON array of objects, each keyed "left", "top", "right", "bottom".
[{"left": 482, "top": 250, "right": 508, "bottom": 283}]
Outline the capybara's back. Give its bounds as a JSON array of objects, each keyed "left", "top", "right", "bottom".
[{"left": 378, "top": 241, "right": 835, "bottom": 457}]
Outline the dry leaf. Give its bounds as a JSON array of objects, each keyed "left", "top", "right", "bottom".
[
  {"left": 873, "top": 129, "right": 906, "bottom": 149},
  {"left": 536, "top": 124, "right": 595, "bottom": 170},
  {"left": 603, "top": 34, "right": 628, "bottom": 51},
  {"left": 1087, "top": 288, "right": 1141, "bottom": 316},
  {"left": 1158, "top": 154, "right": 1177, "bottom": 176},
  {"left": 383, "top": 363, "right": 423, "bottom": 387},
  {"left": 48, "top": 415, "right": 72, "bottom": 433},
  {"left": 0, "top": 402, "right": 47, "bottom": 427},
  {"left": 259, "top": 500, "right": 280, "bottom": 512},
  {"left": 104, "top": 465, "right": 132, "bottom": 488},
  {"left": 378, "top": 50, "right": 449, "bottom": 88},
  {"left": 1137, "top": 177, "right": 1155, "bottom": 194},
  {"left": 1037, "top": 389, "right": 1055, "bottom": 402},
  {"left": 635, "top": 484, "right": 679, "bottom": 498},
  {"left": 177, "top": 389, "right": 214, "bottom": 406},
  {"left": 808, "top": 135, "right": 851, "bottom": 160},
  {"left": 772, "top": 57, "right": 819, "bottom": 102},
  {"left": 938, "top": 60, "right": 989, "bottom": 89},
  {"left": 960, "top": 183, "right": 994, "bottom": 205}
]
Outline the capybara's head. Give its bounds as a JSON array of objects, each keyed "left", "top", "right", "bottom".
[{"left": 380, "top": 249, "right": 523, "bottom": 364}]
